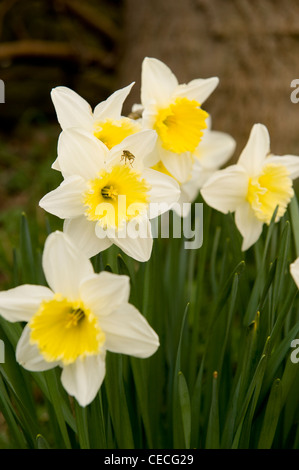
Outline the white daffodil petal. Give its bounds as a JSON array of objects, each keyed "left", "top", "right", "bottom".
[
  {"left": 290, "top": 258, "right": 299, "bottom": 289},
  {"left": 185, "top": 158, "right": 211, "bottom": 190},
  {"left": 172, "top": 187, "right": 196, "bottom": 217},
  {"left": 201, "top": 165, "right": 249, "bottom": 214},
  {"left": 179, "top": 179, "right": 200, "bottom": 207},
  {"left": 196, "top": 130, "right": 236, "bottom": 170},
  {"left": 0, "top": 285, "right": 53, "bottom": 323},
  {"left": 100, "top": 303, "right": 159, "bottom": 358},
  {"left": 206, "top": 115, "right": 212, "bottom": 131},
  {"left": 172, "top": 200, "right": 191, "bottom": 218},
  {"left": 161, "top": 151, "right": 193, "bottom": 184},
  {"left": 171, "top": 164, "right": 202, "bottom": 216},
  {"left": 238, "top": 123, "right": 270, "bottom": 176},
  {"left": 235, "top": 203, "right": 264, "bottom": 251},
  {"left": 51, "top": 86, "right": 94, "bottom": 131},
  {"left": 192, "top": 168, "right": 214, "bottom": 190},
  {"left": 142, "top": 146, "right": 160, "bottom": 168},
  {"left": 16, "top": 325, "right": 59, "bottom": 371},
  {"left": 144, "top": 168, "right": 180, "bottom": 208},
  {"left": 79, "top": 272, "right": 130, "bottom": 317},
  {"left": 58, "top": 128, "right": 108, "bottom": 180},
  {"left": 107, "top": 130, "right": 157, "bottom": 171},
  {"left": 42, "top": 231, "right": 94, "bottom": 300},
  {"left": 93, "top": 83, "right": 135, "bottom": 121},
  {"left": 113, "top": 218, "right": 153, "bottom": 262},
  {"left": 39, "top": 176, "right": 87, "bottom": 219},
  {"left": 61, "top": 353, "right": 106, "bottom": 407},
  {"left": 51, "top": 156, "right": 61, "bottom": 172},
  {"left": 266, "top": 155, "right": 299, "bottom": 180},
  {"left": 63, "top": 217, "right": 112, "bottom": 259},
  {"left": 131, "top": 103, "right": 144, "bottom": 113},
  {"left": 174, "top": 77, "right": 219, "bottom": 105},
  {"left": 141, "top": 57, "right": 178, "bottom": 107}
]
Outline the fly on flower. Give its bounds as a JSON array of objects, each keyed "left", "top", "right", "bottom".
[
  {"left": 121, "top": 150, "right": 135, "bottom": 166},
  {"left": 201, "top": 123, "right": 299, "bottom": 250},
  {"left": 139, "top": 57, "right": 220, "bottom": 184},
  {"left": 39, "top": 129, "right": 180, "bottom": 262},
  {"left": 0, "top": 231, "right": 159, "bottom": 407}
]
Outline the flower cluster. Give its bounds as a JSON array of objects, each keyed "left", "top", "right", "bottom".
[
  {"left": 1, "top": 57, "right": 299, "bottom": 406},
  {"left": 42, "top": 57, "right": 236, "bottom": 262}
]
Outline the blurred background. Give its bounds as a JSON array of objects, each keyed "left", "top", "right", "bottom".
[{"left": 1, "top": 0, "right": 299, "bottom": 288}]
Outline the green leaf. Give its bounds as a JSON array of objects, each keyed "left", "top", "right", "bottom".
[
  {"left": 258, "top": 379, "right": 282, "bottom": 449},
  {"left": 88, "top": 391, "right": 107, "bottom": 449},
  {"left": 205, "top": 371, "right": 219, "bottom": 449},
  {"left": 173, "top": 303, "right": 189, "bottom": 448},
  {"left": 44, "top": 369, "right": 72, "bottom": 449},
  {"left": 74, "top": 401, "right": 90, "bottom": 449},
  {"left": 130, "top": 357, "right": 153, "bottom": 448},
  {"left": 243, "top": 207, "right": 279, "bottom": 326},
  {"left": 262, "top": 322, "right": 299, "bottom": 397},
  {"left": 36, "top": 434, "right": 51, "bottom": 449},
  {"left": 0, "top": 374, "right": 27, "bottom": 448},
  {"left": 19, "top": 213, "right": 36, "bottom": 284},
  {"left": 190, "top": 357, "right": 204, "bottom": 449},
  {"left": 232, "top": 338, "right": 270, "bottom": 448},
  {"left": 104, "top": 353, "right": 135, "bottom": 449},
  {"left": 271, "top": 221, "right": 290, "bottom": 315},
  {"left": 178, "top": 371, "right": 191, "bottom": 449}
]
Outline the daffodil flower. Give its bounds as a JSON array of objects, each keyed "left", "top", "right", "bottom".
[
  {"left": 201, "top": 123, "right": 299, "bottom": 250},
  {"left": 0, "top": 231, "right": 159, "bottom": 407},
  {"left": 39, "top": 128, "right": 180, "bottom": 262},
  {"left": 50, "top": 83, "right": 141, "bottom": 171},
  {"left": 140, "top": 57, "right": 219, "bottom": 184}
]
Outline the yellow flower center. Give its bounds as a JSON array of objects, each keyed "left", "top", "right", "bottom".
[
  {"left": 247, "top": 163, "right": 294, "bottom": 224},
  {"left": 154, "top": 97, "right": 208, "bottom": 154},
  {"left": 29, "top": 295, "right": 105, "bottom": 365},
  {"left": 83, "top": 164, "right": 151, "bottom": 230},
  {"left": 93, "top": 118, "right": 141, "bottom": 149}
]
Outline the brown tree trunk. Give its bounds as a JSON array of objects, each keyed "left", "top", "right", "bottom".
[{"left": 118, "top": 0, "right": 299, "bottom": 158}]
